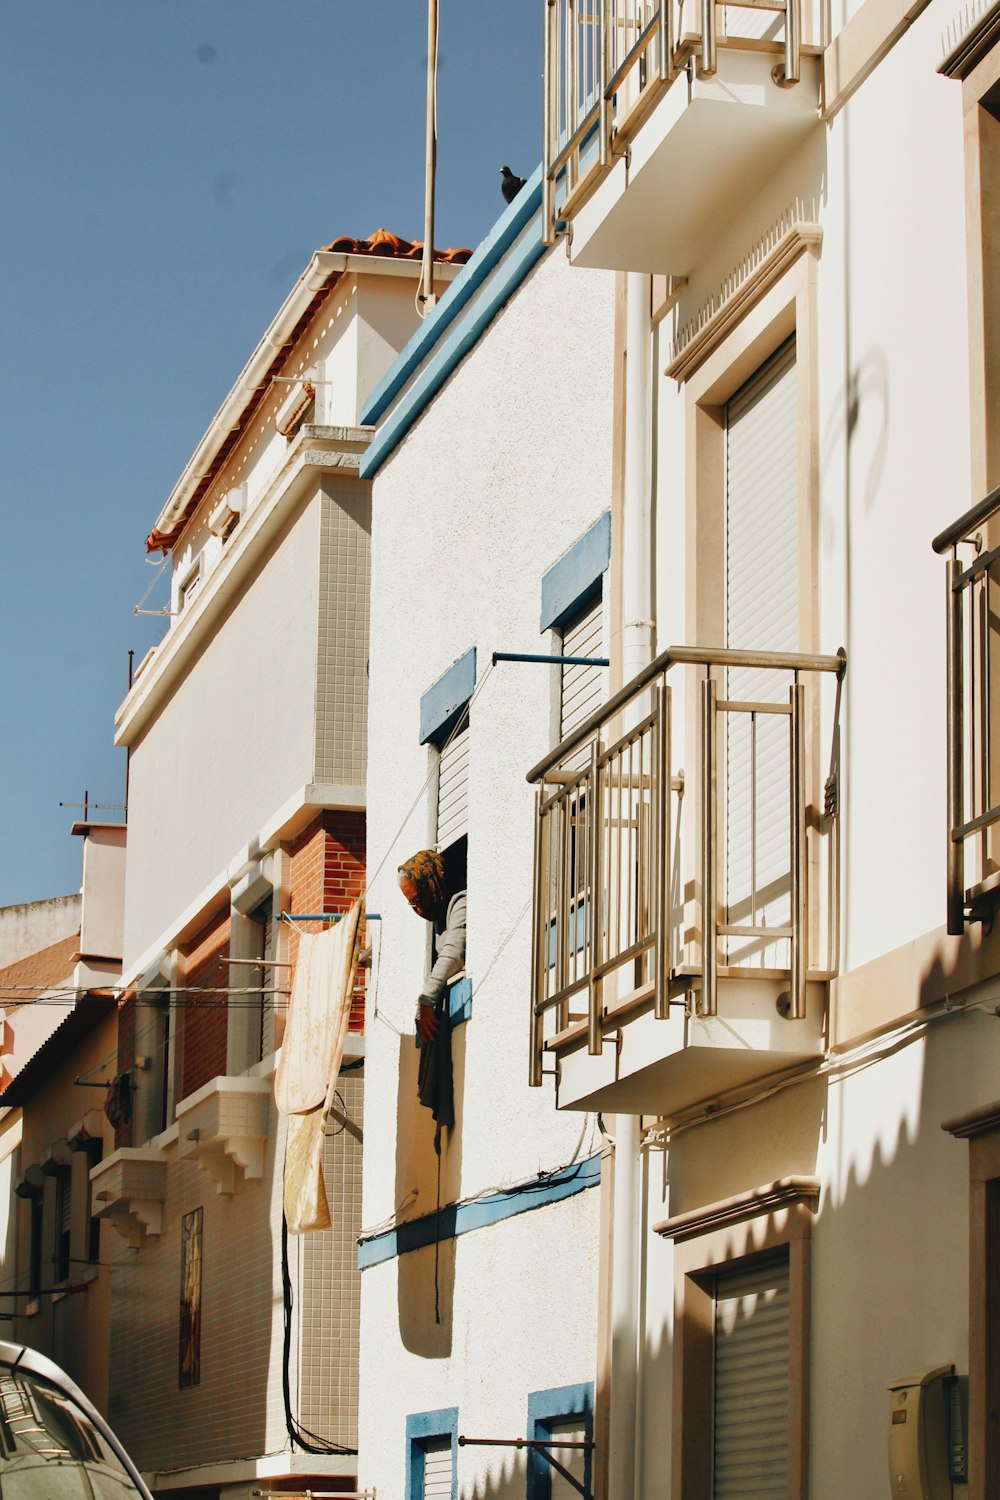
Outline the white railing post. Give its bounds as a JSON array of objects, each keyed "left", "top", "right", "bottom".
[
  {"left": 655, "top": 681, "right": 672, "bottom": 1019},
  {"left": 947, "top": 556, "right": 966, "bottom": 934},
  {"left": 543, "top": 0, "right": 558, "bottom": 245},
  {"left": 789, "top": 681, "right": 808, "bottom": 1019},
  {"left": 701, "top": 674, "right": 718, "bottom": 1016}
]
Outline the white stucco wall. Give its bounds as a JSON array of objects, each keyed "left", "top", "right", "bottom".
[
  {"left": 606, "top": 0, "right": 984, "bottom": 1494},
  {"left": 361, "top": 243, "right": 616, "bottom": 1493},
  {"left": 0, "top": 895, "right": 80, "bottom": 969},
  {"left": 123, "top": 478, "right": 371, "bottom": 973}
]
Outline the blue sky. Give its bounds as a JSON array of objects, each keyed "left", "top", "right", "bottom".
[{"left": 0, "top": 1, "right": 542, "bottom": 908}]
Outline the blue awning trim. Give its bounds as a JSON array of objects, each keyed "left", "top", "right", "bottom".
[
  {"left": 361, "top": 163, "right": 544, "bottom": 429},
  {"left": 360, "top": 171, "right": 548, "bottom": 481},
  {"left": 540, "top": 511, "right": 612, "bottom": 633},
  {"left": 357, "top": 1150, "right": 602, "bottom": 1269},
  {"left": 419, "top": 647, "right": 477, "bottom": 745}
]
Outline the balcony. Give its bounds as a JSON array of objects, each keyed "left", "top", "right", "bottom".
[
  {"left": 527, "top": 644, "right": 844, "bottom": 1115},
  {"left": 542, "top": 0, "right": 823, "bottom": 273},
  {"left": 933, "top": 483, "right": 1000, "bottom": 933}
]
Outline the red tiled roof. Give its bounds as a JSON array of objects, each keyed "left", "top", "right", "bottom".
[
  {"left": 0, "top": 933, "right": 79, "bottom": 1014},
  {"left": 145, "top": 230, "right": 472, "bottom": 555}
]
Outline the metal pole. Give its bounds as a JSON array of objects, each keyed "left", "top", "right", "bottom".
[
  {"left": 530, "top": 787, "right": 545, "bottom": 1085},
  {"left": 543, "top": 0, "right": 557, "bottom": 244},
  {"left": 600, "top": 0, "right": 611, "bottom": 165},
  {"left": 655, "top": 682, "right": 671, "bottom": 1018},
  {"left": 701, "top": 676, "right": 717, "bottom": 1016},
  {"left": 784, "top": 0, "right": 800, "bottom": 82},
  {"left": 947, "top": 557, "right": 966, "bottom": 934},
  {"left": 659, "top": 0, "right": 675, "bottom": 80},
  {"left": 589, "top": 737, "right": 604, "bottom": 1055},
  {"left": 419, "top": 0, "right": 439, "bottom": 314},
  {"left": 789, "top": 682, "right": 808, "bottom": 1019},
  {"left": 700, "top": 0, "right": 717, "bottom": 75}
]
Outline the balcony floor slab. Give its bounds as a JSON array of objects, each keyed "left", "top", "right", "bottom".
[
  {"left": 568, "top": 51, "right": 821, "bottom": 276},
  {"left": 554, "top": 975, "right": 827, "bottom": 1114}
]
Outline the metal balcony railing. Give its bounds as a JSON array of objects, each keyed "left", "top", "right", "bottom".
[
  {"left": 933, "top": 483, "right": 1000, "bottom": 933},
  {"left": 526, "top": 645, "right": 845, "bottom": 1086},
  {"left": 542, "top": 0, "right": 804, "bottom": 244}
]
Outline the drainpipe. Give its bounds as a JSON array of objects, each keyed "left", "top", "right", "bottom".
[{"left": 607, "top": 271, "right": 654, "bottom": 1500}]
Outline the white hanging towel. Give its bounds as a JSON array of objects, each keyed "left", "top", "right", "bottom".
[
  {"left": 274, "top": 898, "right": 362, "bottom": 1116},
  {"left": 278, "top": 898, "right": 362, "bottom": 1234}
]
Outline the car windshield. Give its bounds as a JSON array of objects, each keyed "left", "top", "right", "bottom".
[{"left": 0, "top": 1370, "right": 142, "bottom": 1500}]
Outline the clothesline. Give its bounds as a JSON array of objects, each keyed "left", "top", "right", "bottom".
[{"left": 280, "top": 911, "right": 381, "bottom": 923}]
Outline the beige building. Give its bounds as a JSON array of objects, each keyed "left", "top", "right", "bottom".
[
  {"left": 0, "top": 823, "right": 124, "bottom": 1411},
  {"left": 100, "top": 230, "right": 467, "bottom": 1500},
  {"left": 516, "top": 0, "right": 1000, "bottom": 1495}
]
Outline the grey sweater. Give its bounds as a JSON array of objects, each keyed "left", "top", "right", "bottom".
[{"left": 419, "top": 891, "right": 467, "bottom": 1004}]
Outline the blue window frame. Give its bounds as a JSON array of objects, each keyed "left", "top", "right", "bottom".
[
  {"left": 526, "top": 1383, "right": 594, "bottom": 1500},
  {"left": 406, "top": 1406, "right": 459, "bottom": 1500}
]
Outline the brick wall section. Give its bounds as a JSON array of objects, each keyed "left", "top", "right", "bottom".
[
  {"left": 288, "top": 811, "right": 366, "bottom": 1031},
  {"left": 180, "top": 909, "right": 231, "bottom": 1099}
]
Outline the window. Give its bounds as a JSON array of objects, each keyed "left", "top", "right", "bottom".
[
  {"left": 944, "top": 1102, "right": 1000, "bottom": 1493},
  {"left": 527, "top": 1384, "right": 594, "bottom": 1500},
  {"left": 28, "top": 1195, "right": 43, "bottom": 1298},
  {"left": 436, "top": 710, "right": 470, "bottom": 853},
  {"left": 54, "top": 1168, "right": 71, "bottom": 1284},
  {"left": 658, "top": 1178, "right": 815, "bottom": 1500},
  {"left": 85, "top": 1140, "right": 103, "bottom": 1264},
  {"left": 420, "top": 648, "right": 477, "bottom": 854},
  {"left": 250, "top": 895, "right": 276, "bottom": 1061},
  {"left": 724, "top": 337, "right": 798, "bottom": 971},
  {"left": 406, "top": 1407, "right": 458, "bottom": 1500},
  {"left": 176, "top": 559, "right": 202, "bottom": 615},
  {"left": 559, "top": 591, "right": 605, "bottom": 755},
  {"left": 540, "top": 511, "right": 612, "bottom": 749}
]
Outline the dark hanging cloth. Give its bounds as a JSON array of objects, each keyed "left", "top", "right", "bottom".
[
  {"left": 417, "top": 994, "right": 454, "bottom": 1131},
  {"left": 103, "top": 1072, "right": 133, "bottom": 1128}
]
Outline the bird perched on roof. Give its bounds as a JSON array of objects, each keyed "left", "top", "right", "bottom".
[{"left": 501, "top": 165, "right": 527, "bottom": 204}]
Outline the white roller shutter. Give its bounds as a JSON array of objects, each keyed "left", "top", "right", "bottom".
[
  {"left": 725, "top": 339, "right": 797, "bottom": 968},
  {"left": 422, "top": 1437, "right": 454, "bottom": 1498},
  {"left": 546, "top": 1417, "right": 589, "bottom": 1500},
  {"left": 437, "top": 720, "right": 469, "bottom": 851},
  {"left": 561, "top": 594, "right": 605, "bottom": 742},
  {"left": 713, "top": 1258, "right": 790, "bottom": 1499}
]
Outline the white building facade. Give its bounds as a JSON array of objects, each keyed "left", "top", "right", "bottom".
[
  {"left": 520, "top": 0, "right": 1000, "bottom": 1495},
  {"left": 357, "top": 182, "right": 618, "bottom": 1499}
]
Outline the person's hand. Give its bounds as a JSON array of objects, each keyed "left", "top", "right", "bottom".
[{"left": 417, "top": 1002, "right": 440, "bottom": 1042}]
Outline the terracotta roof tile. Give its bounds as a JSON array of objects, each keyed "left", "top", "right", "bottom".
[{"left": 0, "top": 933, "right": 79, "bottom": 1013}]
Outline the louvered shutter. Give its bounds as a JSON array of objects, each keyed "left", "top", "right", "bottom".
[
  {"left": 713, "top": 1258, "right": 790, "bottom": 1499},
  {"left": 422, "top": 1437, "right": 454, "bottom": 1498},
  {"left": 545, "top": 1417, "right": 588, "bottom": 1500},
  {"left": 561, "top": 593, "right": 605, "bottom": 742},
  {"left": 724, "top": 339, "right": 798, "bottom": 968},
  {"left": 437, "top": 721, "right": 470, "bottom": 851}
]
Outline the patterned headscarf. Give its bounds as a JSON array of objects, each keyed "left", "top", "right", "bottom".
[{"left": 398, "top": 850, "right": 447, "bottom": 920}]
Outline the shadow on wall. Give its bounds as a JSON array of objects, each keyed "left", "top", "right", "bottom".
[
  {"left": 395, "top": 1022, "right": 467, "bottom": 1357},
  {"left": 637, "top": 963, "right": 989, "bottom": 1494}
]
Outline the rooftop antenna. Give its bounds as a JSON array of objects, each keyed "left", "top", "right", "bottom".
[{"left": 418, "top": 0, "right": 439, "bottom": 317}]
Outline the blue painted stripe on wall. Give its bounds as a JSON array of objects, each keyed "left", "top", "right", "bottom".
[
  {"left": 540, "top": 511, "right": 612, "bottom": 632},
  {"left": 360, "top": 210, "right": 550, "bottom": 482},
  {"left": 419, "top": 647, "right": 477, "bottom": 744},
  {"left": 358, "top": 1151, "right": 602, "bottom": 1270},
  {"left": 361, "top": 164, "right": 544, "bottom": 428}
]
